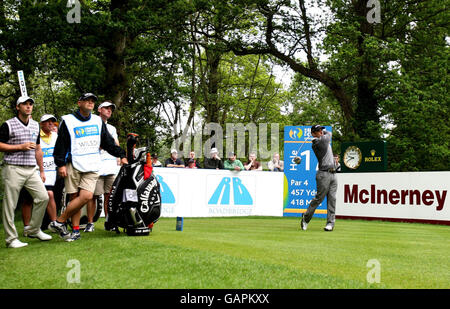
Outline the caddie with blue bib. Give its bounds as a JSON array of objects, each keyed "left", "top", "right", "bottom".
[{"left": 50, "top": 93, "right": 128, "bottom": 242}]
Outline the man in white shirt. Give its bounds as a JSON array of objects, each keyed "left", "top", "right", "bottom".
[{"left": 85, "top": 101, "right": 121, "bottom": 233}]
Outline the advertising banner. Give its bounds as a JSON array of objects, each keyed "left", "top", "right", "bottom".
[
  {"left": 283, "top": 126, "right": 332, "bottom": 218},
  {"left": 153, "top": 168, "right": 284, "bottom": 217},
  {"left": 336, "top": 172, "right": 450, "bottom": 224},
  {"left": 341, "top": 141, "right": 387, "bottom": 172},
  {"left": 152, "top": 166, "right": 449, "bottom": 224}
]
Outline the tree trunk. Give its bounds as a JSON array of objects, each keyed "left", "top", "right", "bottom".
[
  {"left": 204, "top": 48, "right": 222, "bottom": 124},
  {"left": 103, "top": 0, "right": 130, "bottom": 108},
  {"left": 353, "top": 0, "right": 381, "bottom": 139}
]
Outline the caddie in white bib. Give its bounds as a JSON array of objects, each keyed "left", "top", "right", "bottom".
[
  {"left": 41, "top": 132, "right": 58, "bottom": 186},
  {"left": 62, "top": 113, "right": 103, "bottom": 173}
]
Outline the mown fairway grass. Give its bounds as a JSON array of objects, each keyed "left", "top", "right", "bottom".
[{"left": 0, "top": 217, "right": 449, "bottom": 289}]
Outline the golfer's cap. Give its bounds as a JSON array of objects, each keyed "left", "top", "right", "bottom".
[
  {"left": 40, "top": 114, "right": 57, "bottom": 123},
  {"left": 171, "top": 149, "right": 178, "bottom": 154},
  {"left": 98, "top": 101, "right": 116, "bottom": 110},
  {"left": 210, "top": 148, "right": 218, "bottom": 154},
  {"left": 78, "top": 93, "right": 98, "bottom": 102},
  {"left": 228, "top": 151, "right": 235, "bottom": 157},
  {"left": 311, "top": 125, "right": 325, "bottom": 133},
  {"left": 16, "top": 96, "right": 34, "bottom": 106},
  {"left": 188, "top": 159, "right": 195, "bottom": 164}
]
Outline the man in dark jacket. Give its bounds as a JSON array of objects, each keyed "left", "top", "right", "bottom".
[
  {"left": 204, "top": 148, "right": 224, "bottom": 170},
  {"left": 50, "top": 93, "right": 128, "bottom": 242}
]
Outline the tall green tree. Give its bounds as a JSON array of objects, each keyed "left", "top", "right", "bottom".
[
  {"left": 0, "top": 0, "right": 193, "bottom": 144},
  {"left": 196, "top": 0, "right": 449, "bottom": 171}
]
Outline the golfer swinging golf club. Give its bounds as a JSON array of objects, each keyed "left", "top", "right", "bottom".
[{"left": 300, "top": 125, "right": 337, "bottom": 231}]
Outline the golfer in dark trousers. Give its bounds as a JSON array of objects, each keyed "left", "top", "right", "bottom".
[{"left": 301, "top": 125, "right": 337, "bottom": 231}]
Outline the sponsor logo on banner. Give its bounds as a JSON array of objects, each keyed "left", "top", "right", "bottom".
[
  {"left": 154, "top": 173, "right": 178, "bottom": 216},
  {"left": 288, "top": 127, "right": 303, "bottom": 140},
  {"left": 155, "top": 175, "right": 176, "bottom": 204},
  {"left": 207, "top": 176, "right": 255, "bottom": 216},
  {"left": 344, "top": 184, "right": 447, "bottom": 211},
  {"left": 208, "top": 177, "right": 253, "bottom": 205},
  {"left": 364, "top": 149, "right": 382, "bottom": 162},
  {"left": 286, "top": 127, "right": 313, "bottom": 142}
]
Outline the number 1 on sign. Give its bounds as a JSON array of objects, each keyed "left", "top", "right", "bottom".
[{"left": 300, "top": 150, "right": 310, "bottom": 171}]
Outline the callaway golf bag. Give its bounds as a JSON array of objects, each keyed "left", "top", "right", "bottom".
[{"left": 105, "top": 133, "right": 161, "bottom": 236}]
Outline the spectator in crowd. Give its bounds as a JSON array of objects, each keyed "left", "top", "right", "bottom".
[
  {"left": 151, "top": 153, "right": 162, "bottom": 167},
  {"left": 185, "top": 151, "right": 201, "bottom": 168},
  {"left": 186, "top": 158, "right": 198, "bottom": 169},
  {"left": 224, "top": 152, "right": 244, "bottom": 171},
  {"left": 0, "top": 96, "right": 52, "bottom": 248},
  {"left": 85, "top": 101, "right": 121, "bottom": 233},
  {"left": 268, "top": 153, "right": 284, "bottom": 172},
  {"left": 334, "top": 153, "right": 341, "bottom": 172},
  {"left": 165, "top": 149, "right": 185, "bottom": 167},
  {"left": 204, "top": 147, "right": 224, "bottom": 170},
  {"left": 244, "top": 152, "right": 262, "bottom": 171},
  {"left": 50, "top": 93, "right": 128, "bottom": 242}
]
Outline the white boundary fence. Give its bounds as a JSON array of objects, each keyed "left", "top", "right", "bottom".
[{"left": 154, "top": 168, "right": 450, "bottom": 225}]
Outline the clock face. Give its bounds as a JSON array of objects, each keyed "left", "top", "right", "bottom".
[{"left": 343, "top": 146, "right": 362, "bottom": 169}]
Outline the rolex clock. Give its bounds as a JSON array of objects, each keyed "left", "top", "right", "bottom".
[{"left": 343, "top": 145, "right": 362, "bottom": 169}]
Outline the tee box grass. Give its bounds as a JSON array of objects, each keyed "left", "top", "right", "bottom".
[{"left": 0, "top": 217, "right": 449, "bottom": 289}]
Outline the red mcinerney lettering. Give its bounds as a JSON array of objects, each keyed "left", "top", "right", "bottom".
[{"left": 344, "top": 184, "right": 447, "bottom": 211}]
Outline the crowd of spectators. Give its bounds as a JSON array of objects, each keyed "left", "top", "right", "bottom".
[{"left": 159, "top": 150, "right": 284, "bottom": 172}]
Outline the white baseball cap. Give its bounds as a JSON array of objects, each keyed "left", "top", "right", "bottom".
[
  {"left": 98, "top": 101, "right": 116, "bottom": 110},
  {"left": 16, "top": 96, "right": 34, "bottom": 106},
  {"left": 210, "top": 148, "right": 218, "bottom": 154},
  {"left": 40, "top": 114, "right": 57, "bottom": 123},
  {"left": 171, "top": 149, "right": 178, "bottom": 154}
]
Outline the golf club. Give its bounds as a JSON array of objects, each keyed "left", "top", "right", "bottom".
[{"left": 293, "top": 137, "right": 312, "bottom": 164}]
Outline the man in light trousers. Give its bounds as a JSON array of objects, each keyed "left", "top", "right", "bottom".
[{"left": 0, "top": 96, "right": 52, "bottom": 248}]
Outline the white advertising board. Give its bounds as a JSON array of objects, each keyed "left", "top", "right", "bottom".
[
  {"left": 151, "top": 168, "right": 449, "bottom": 224},
  {"left": 152, "top": 167, "right": 284, "bottom": 218},
  {"left": 336, "top": 172, "right": 450, "bottom": 223}
]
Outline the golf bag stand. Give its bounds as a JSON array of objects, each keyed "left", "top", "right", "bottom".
[{"left": 105, "top": 133, "right": 161, "bottom": 236}]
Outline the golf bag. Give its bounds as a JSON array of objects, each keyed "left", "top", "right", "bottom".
[{"left": 105, "top": 133, "right": 161, "bottom": 236}]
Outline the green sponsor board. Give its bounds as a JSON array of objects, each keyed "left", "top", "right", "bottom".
[{"left": 341, "top": 141, "right": 387, "bottom": 172}]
